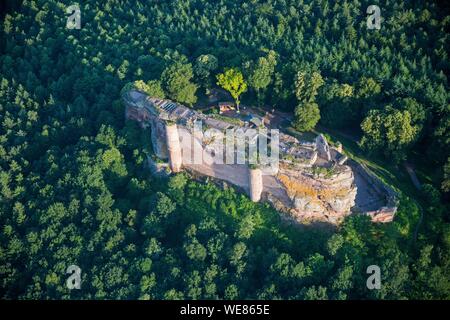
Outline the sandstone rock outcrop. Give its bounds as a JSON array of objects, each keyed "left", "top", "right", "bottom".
[
  {"left": 277, "top": 164, "right": 357, "bottom": 223},
  {"left": 123, "top": 89, "right": 397, "bottom": 225},
  {"left": 150, "top": 117, "right": 168, "bottom": 159}
]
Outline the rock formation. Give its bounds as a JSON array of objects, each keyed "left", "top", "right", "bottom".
[
  {"left": 165, "top": 123, "right": 182, "bottom": 173},
  {"left": 123, "top": 89, "right": 397, "bottom": 225}
]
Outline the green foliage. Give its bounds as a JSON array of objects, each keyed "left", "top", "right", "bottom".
[
  {"left": 422, "top": 184, "right": 441, "bottom": 206},
  {"left": 161, "top": 62, "right": 197, "bottom": 105},
  {"left": 319, "top": 81, "right": 358, "bottom": 129},
  {"left": 292, "top": 70, "right": 324, "bottom": 131},
  {"left": 293, "top": 102, "right": 321, "bottom": 132},
  {"left": 441, "top": 157, "right": 450, "bottom": 193},
  {"left": 294, "top": 71, "right": 324, "bottom": 104},
  {"left": 155, "top": 192, "right": 176, "bottom": 218},
  {"left": 360, "top": 106, "right": 419, "bottom": 162},
  {"left": 216, "top": 68, "right": 247, "bottom": 110},
  {"left": 309, "top": 165, "right": 336, "bottom": 179},
  {"left": 133, "top": 80, "right": 165, "bottom": 98},
  {"left": 393, "top": 197, "right": 421, "bottom": 238},
  {"left": 210, "top": 114, "right": 244, "bottom": 126},
  {"left": 117, "top": 60, "right": 130, "bottom": 80},
  {"left": 194, "top": 54, "right": 218, "bottom": 90},
  {"left": 0, "top": 0, "right": 448, "bottom": 301},
  {"left": 410, "top": 245, "right": 450, "bottom": 299},
  {"left": 247, "top": 50, "right": 277, "bottom": 105}
]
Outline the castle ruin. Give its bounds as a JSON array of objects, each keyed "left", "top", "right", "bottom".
[{"left": 123, "top": 89, "right": 397, "bottom": 224}]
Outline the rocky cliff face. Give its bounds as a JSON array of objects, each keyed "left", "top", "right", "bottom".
[
  {"left": 150, "top": 117, "right": 168, "bottom": 159},
  {"left": 276, "top": 164, "right": 357, "bottom": 224},
  {"left": 122, "top": 91, "right": 388, "bottom": 225},
  {"left": 145, "top": 117, "right": 358, "bottom": 225}
]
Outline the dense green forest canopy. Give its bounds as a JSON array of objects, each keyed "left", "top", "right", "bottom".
[{"left": 0, "top": 0, "right": 449, "bottom": 299}]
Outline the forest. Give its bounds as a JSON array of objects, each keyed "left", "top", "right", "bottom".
[{"left": 0, "top": 0, "right": 449, "bottom": 299}]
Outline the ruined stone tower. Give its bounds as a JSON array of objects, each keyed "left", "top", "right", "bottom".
[
  {"left": 316, "top": 134, "right": 331, "bottom": 161},
  {"left": 248, "top": 167, "right": 263, "bottom": 202},
  {"left": 165, "top": 123, "right": 182, "bottom": 173}
]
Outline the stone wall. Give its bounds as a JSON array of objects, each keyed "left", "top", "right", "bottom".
[
  {"left": 124, "top": 94, "right": 395, "bottom": 225},
  {"left": 315, "top": 134, "right": 331, "bottom": 161},
  {"left": 150, "top": 117, "right": 168, "bottom": 159},
  {"left": 125, "top": 104, "right": 151, "bottom": 125},
  {"left": 277, "top": 165, "right": 357, "bottom": 224},
  {"left": 347, "top": 159, "right": 398, "bottom": 223},
  {"left": 165, "top": 123, "right": 182, "bottom": 173}
]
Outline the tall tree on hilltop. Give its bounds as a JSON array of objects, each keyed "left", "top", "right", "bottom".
[
  {"left": 292, "top": 70, "right": 324, "bottom": 131},
  {"left": 194, "top": 54, "right": 218, "bottom": 92},
  {"left": 216, "top": 68, "right": 247, "bottom": 113},
  {"left": 161, "top": 62, "right": 197, "bottom": 106},
  {"left": 360, "top": 106, "right": 419, "bottom": 162},
  {"left": 247, "top": 50, "right": 277, "bottom": 106},
  {"left": 293, "top": 102, "right": 321, "bottom": 132}
]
